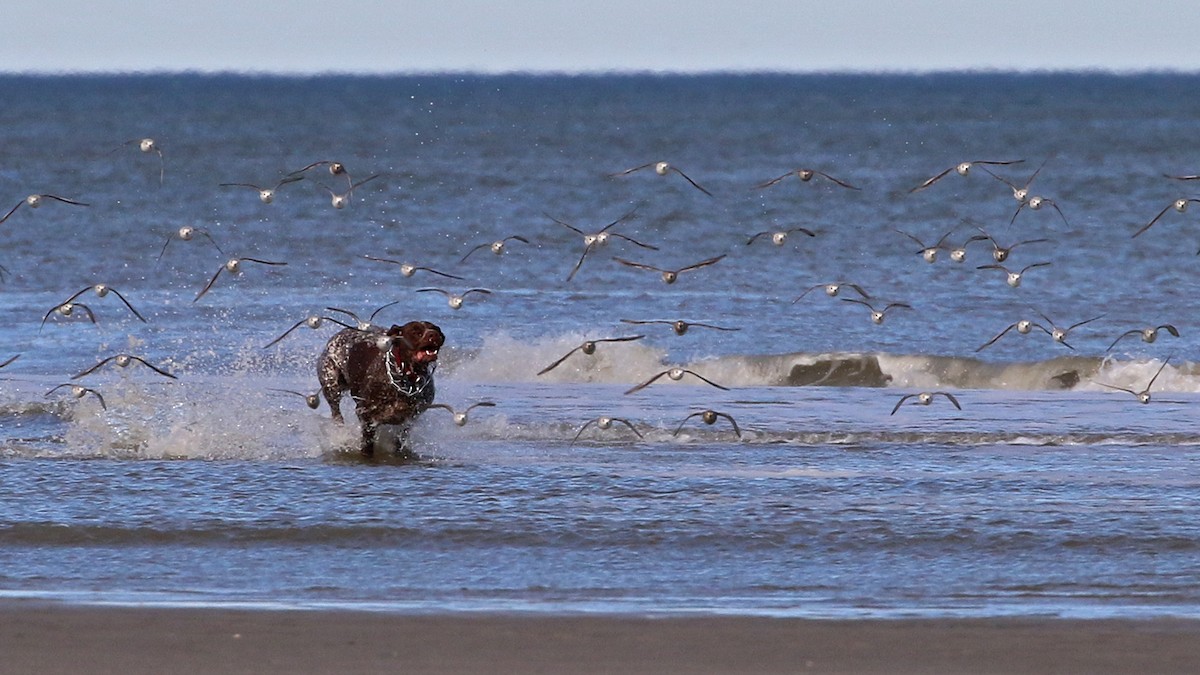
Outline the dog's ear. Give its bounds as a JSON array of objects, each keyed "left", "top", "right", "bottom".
[{"left": 386, "top": 325, "right": 403, "bottom": 336}]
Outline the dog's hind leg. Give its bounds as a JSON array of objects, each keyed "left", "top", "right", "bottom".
[{"left": 317, "top": 356, "right": 346, "bottom": 423}]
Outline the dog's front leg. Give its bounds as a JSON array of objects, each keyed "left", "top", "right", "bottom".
[
  {"left": 359, "top": 421, "right": 378, "bottom": 457},
  {"left": 392, "top": 424, "right": 418, "bottom": 461}
]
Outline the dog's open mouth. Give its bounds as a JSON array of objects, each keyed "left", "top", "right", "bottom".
[{"left": 413, "top": 346, "right": 439, "bottom": 364}]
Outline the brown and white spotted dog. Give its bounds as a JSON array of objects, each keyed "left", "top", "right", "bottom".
[{"left": 317, "top": 321, "right": 445, "bottom": 457}]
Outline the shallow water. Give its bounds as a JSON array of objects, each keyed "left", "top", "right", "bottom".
[{"left": 2, "top": 73, "right": 1200, "bottom": 617}]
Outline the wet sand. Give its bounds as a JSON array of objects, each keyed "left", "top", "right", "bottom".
[{"left": 3, "top": 603, "right": 1200, "bottom": 674}]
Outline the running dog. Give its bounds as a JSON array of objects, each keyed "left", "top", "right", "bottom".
[{"left": 317, "top": 321, "right": 444, "bottom": 457}]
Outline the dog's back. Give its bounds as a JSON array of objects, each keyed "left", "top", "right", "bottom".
[{"left": 317, "top": 327, "right": 383, "bottom": 422}]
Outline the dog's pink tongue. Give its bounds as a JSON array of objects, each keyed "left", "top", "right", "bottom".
[{"left": 414, "top": 349, "right": 438, "bottom": 364}]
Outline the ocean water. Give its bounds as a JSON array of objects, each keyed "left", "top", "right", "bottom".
[{"left": 2, "top": 72, "right": 1200, "bottom": 618}]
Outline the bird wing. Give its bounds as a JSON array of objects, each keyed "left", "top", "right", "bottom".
[
  {"left": 537, "top": 345, "right": 584, "bottom": 376},
  {"left": 890, "top": 394, "right": 916, "bottom": 415},
  {"left": 668, "top": 166, "right": 713, "bottom": 196},
  {"left": 672, "top": 411, "right": 705, "bottom": 436},
  {"left": 240, "top": 257, "right": 288, "bottom": 267},
  {"left": 570, "top": 418, "right": 600, "bottom": 445},
  {"left": 193, "top": 266, "right": 226, "bottom": 302},
  {"left": 682, "top": 369, "right": 730, "bottom": 391},
  {"left": 0, "top": 200, "right": 24, "bottom": 225},
  {"left": 937, "top": 392, "right": 963, "bottom": 410},
  {"left": 975, "top": 324, "right": 1018, "bottom": 352},
  {"left": 691, "top": 322, "right": 740, "bottom": 332},
  {"left": 752, "top": 172, "right": 793, "bottom": 189},
  {"left": 596, "top": 335, "right": 645, "bottom": 344},
  {"left": 128, "top": 355, "right": 177, "bottom": 379},
  {"left": 349, "top": 174, "right": 381, "bottom": 192},
  {"left": 814, "top": 171, "right": 861, "bottom": 190},
  {"left": 107, "top": 287, "right": 148, "bottom": 322},
  {"left": 1133, "top": 203, "right": 1173, "bottom": 238},
  {"left": 262, "top": 319, "right": 310, "bottom": 349},
  {"left": 71, "top": 356, "right": 118, "bottom": 379},
  {"left": 908, "top": 166, "right": 954, "bottom": 193},
  {"left": 566, "top": 244, "right": 594, "bottom": 282},
  {"left": 608, "top": 162, "right": 656, "bottom": 178},
  {"left": 1105, "top": 329, "right": 1141, "bottom": 352},
  {"left": 679, "top": 254, "right": 726, "bottom": 273},
  {"left": 612, "top": 257, "right": 661, "bottom": 273},
  {"left": 608, "top": 232, "right": 659, "bottom": 250},
  {"left": 43, "top": 194, "right": 90, "bottom": 206},
  {"left": 624, "top": 370, "right": 669, "bottom": 395},
  {"left": 716, "top": 412, "right": 743, "bottom": 437}
]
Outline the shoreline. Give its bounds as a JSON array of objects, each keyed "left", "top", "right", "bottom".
[{"left": 4, "top": 603, "right": 1200, "bottom": 674}]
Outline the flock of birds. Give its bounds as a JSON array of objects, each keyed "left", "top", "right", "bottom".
[{"left": 1, "top": 138, "right": 1195, "bottom": 453}]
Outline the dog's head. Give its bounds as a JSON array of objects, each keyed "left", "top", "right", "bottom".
[{"left": 386, "top": 321, "right": 445, "bottom": 368}]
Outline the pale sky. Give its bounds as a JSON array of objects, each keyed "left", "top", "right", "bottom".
[{"left": 4, "top": 1, "right": 1197, "bottom": 74}]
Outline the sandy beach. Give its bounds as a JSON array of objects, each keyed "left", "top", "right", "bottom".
[{"left": 2, "top": 604, "right": 1199, "bottom": 674}]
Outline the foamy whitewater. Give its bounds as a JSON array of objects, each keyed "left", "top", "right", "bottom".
[{"left": 2, "top": 73, "right": 1200, "bottom": 618}]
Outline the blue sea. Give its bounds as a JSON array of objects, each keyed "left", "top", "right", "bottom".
[{"left": 2, "top": 72, "right": 1200, "bottom": 618}]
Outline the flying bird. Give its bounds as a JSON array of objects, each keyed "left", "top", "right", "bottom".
[
  {"left": 158, "top": 225, "right": 224, "bottom": 261},
  {"left": 263, "top": 314, "right": 356, "bottom": 349},
  {"left": 1106, "top": 325, "right": 1180, "bottom": 352},
  {"left": 673, "top": 409, "right": 742, "bottom": 438},
  {"left": 1010, "top": 195, "right": 1069, "bottom": 228},
  {"left": 362, "top": 255, "right": 464, "bottom": 280},
  {"left": 624, "top": 367, "right": 730, "bottom": 395},
  {"left": 972, "top": 226, "right": 1050, "bottom": 263},
  {"left": 315, "top": 174, "right": 380, "bottom": 209},
  {"left": 890, "top": 391, "right": 962, "bottom": 415},
  {"left": 1095, "top": 356, "right": 1173, "bottom": 405},
  {"left": 0, "top": 193, "right": 89, "bottom": 226},
  {"left": 793, "top": 282, "right": 871, "bottom": 303},
  {"left": 427, "top": 401, "right": 497, "bottom": 426},
  {"left": 194, "top": 257, "right": 288, "bottom": 302},
  {"left": 460, "top": 235, "right": 531, "bottom": 262},
  {"left": 324, "top": 301, "right": 402, "bottom": 332},
  {"left": 55, "top": 284, "right": 146, "bottom": 323},
  {"left": 537, "top": 335, "right": 646, "bottom": 376},
  {"left": 982, "top": 158, "right": 1048, "bottom": 203},
  {"left": 40, "top": 302, "right": 97, "bottom": 330},
  {"left": 545, "top": 208, "right": 655, "bottom": 282},
  {"left": 909, "top": 159, "right": 1024, "bottom": 193},
  {"left": 115, "top": 137, "right": 164, "bottom": 185},
  {"left": 612, "top": 254, "right": 726, "bottom": 284},
  {"left": 842, "top": 298, "right": 913, "bottom": 324},
  {"left": 976, "top": 261, "right": 1053, "bottom": 288},
  {"left": 45, "top": 384, "right": 107, "bottom": 410},
  {"left": 268, "top": 389, "right": 322, "bottom": 410},
  {"left": 570, "top": 416, "right": 643, "bottom": 445},
  {"left": 71, "top": 354, "right": 176, "bottom": 380},
  {"left": 609, "top": 161, "right": 712, "bottom": 196},
  {"left": 745, "top": 227, "right": 817, "bottom": 247},
  {"left": 1132, "top": 198, "right": 1200, "bottom": 238},
  {"left": 1034, "top": 310, "right": 1105, "bottom": 350},
  {"left": 975, "top": 319, "right": 1050, "bottom": 352},
  {"left": 416, "top": 287, "right": 492, "bottom": 310},
  {"left": 218, "top": 174, "right": 305, "bottom": 204},
  {"left": 754, "top": 168, "right": 860, "bottom": 190},
  {"left": 618, "top": 319, "right": 739, "bottom": 336},
  {"left": 896, "top": 228, "right": 954, "bottom": 263},
  {"left": 287, "top": 160, "right": 353, "bottom": 189}
]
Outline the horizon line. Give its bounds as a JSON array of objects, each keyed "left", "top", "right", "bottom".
[{"left": 1, "top": 66, "right": 1199, "bottom": 78}]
